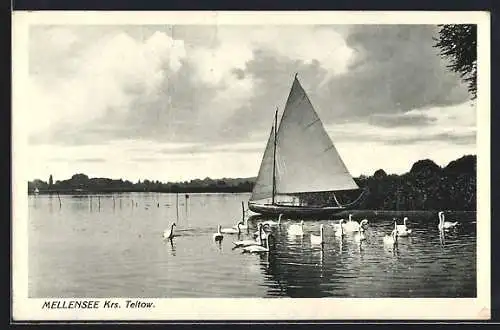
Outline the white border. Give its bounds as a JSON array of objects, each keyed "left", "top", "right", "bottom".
[{"left": 12, "top": 10, "right": 491, "bottom": 321}]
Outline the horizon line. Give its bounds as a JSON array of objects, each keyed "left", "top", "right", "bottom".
[{"left": 27, "top": 154, "right": 476, "bottom": 184}]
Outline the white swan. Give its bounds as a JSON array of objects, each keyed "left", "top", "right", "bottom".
[
  {"left": 233, "top": 224, "right": 264, "bottom": 248},
  {"left": 383, "top": 222, "right": 398, "bottom": 246},
  {"left": 334, "top": 220, "right": 346, "bottom": 238},
  {"left": 242, "top": 234, "right": 271, "bottom": 253},
  {"left": 233, "top": 217, "right": 249, "bottom": 230},
  {"left": 163, "top": 223, "right": 176, "bottom": 240},
  {"left": 252, "top": 223, "right": 271, "bottom": 240},
  {"left": 221, "top": 222, "right": 243, "bottom": 234},
  {"left": 354, "top": 228, "right": 366, "bottom": 242},
  {"left": 262, "top": 214, "right": 283, "bottom": 227},
  {"left": 397, "top": 217, "right": 412, "bottom": 237},
  {"left": 288, "top": 220, "right": 304, "bottom": 236},
  {"left": 354, "top": 219, "right": 369, "bottom": 242},
  {"left": 359, "top": 219, "right": 369, "bottom": 230},
  {"left": 332, "top": 219, "right": 343, "bottom": 232},
  {"left": 438, "top": 211, "right": 459, "bottom": 230},
  {"left": 344, "top": 214, "right": 360, "bottom": 232},
  {"left": 310, "top": 224, "right": 324, "bottom": 245},
  {"left": 213, "top": 224, "right": 223, "bottom": 242}
]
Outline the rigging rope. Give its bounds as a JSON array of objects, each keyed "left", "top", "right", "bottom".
[{"left": 332, "top": 189, "right": 368, "bottom": 208}]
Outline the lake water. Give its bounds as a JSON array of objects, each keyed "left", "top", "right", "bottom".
[{"left": 28, "top": 192, "right": 476, "bottom": 298}]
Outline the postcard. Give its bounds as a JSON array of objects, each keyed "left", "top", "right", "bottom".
[{"left": 12, "top": 10, "right": 491, "bottom": 321}]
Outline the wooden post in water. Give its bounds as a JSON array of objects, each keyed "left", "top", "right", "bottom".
[
  {"left": 57, "top": 192, "right": 62, "bottom": 208},
  {"left": 119, "top": 198, "right": 122, "bottom": 209},
  {"left": 241, "top": 201, "right": 245, "bottom": 221},
  {"left": 113, "top": 195, "right": 116, "bottom": 210},
  {"left": 90, "top": 196, "right": 92, "bottom": 211},
  {"left": 98, "top": 196, "right": 101, "bottom": 211}
]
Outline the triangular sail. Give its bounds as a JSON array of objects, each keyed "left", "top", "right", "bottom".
[
  {"left": 250, "top": 125, "right": 275, "bottom": 201},
  {"left": 275, "top": 77, "right": 359, "bottom": 194}
]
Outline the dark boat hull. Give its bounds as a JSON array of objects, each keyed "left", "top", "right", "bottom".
[{"left": 248, "top": 202, "right": 347, "bottom": 218}]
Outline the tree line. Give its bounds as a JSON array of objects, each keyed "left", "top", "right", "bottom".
[{"left": 28, "top": 154, "right": 476, "bottom": 211}]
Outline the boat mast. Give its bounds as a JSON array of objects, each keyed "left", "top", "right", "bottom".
[{"left": 272, "top": 106, "right": 278, "bottom": 205}]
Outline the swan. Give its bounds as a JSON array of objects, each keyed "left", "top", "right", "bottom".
[
  {"left": 438, "top": 211, "right": 459, "bottom": 230},
  {"left": 242, "top": 234, "right": 272, "bottom": 253},
  {"left": 359, "top": 219, "right": 369, "bottom": 230},
  {"left": 252, "top": 223, "right": 271, "bottom": 240},
  {"left": 332, "top": 219, "right": 344, "bottom": 232},
  {"left": 163, "top": 223, "right": 176, "bottom": 240},
  {"left": 213, "top": 224, "right": 223, "bottom": 242},
  {"left": 396, "top": 217, "right": 412, "bottom": 237},
  {"left": 344, "top": 214, "right": 360, "bottom": 232},
  {"left": 354, "top": 227, "right": 366, "bottom": 242},
  {"left": 288, "top": 220, "right": 304, "bottom": 236},
  {"left": 233, "top": 217, "right": 249, "bottom": 230},
  {"left": 234, "top": 224, "right": 265, "bottom": 248},
  {"left": 383, "top": 222, "right": 398, "bottom": 246},
  {"left": 310, "top": 224, "right": 325, "bottom": 245},
  {"left": 262, "top": 214, "right": 283, "bottom": 227},
  {"left": 334, "top": 220, "right": 346, "bottom": 238},
  {"left": 221, "top": 222, "right": 243, "bottom": 234},
  {"left": 354, "top": 219, "right": 369, "bottom": 242}
]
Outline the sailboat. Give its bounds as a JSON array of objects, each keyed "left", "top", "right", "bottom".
[{"left": 248, "top": 74, "right": 366, "bottom": 218}]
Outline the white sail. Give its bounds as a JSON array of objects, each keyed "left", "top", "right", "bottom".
[
  {"left": 274, "top": 77, "right": 359, "bottom": 194},
  {"left": 249, "top": 125, "right": 275, "bottom": 201}
]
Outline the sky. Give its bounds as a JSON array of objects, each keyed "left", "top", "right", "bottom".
[{"left": 26, "top": 24, "right": 476, "bottom": 183}]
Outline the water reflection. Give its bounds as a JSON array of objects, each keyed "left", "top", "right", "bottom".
[
  {"left": 164, "top": 238, "right": 176, "bottom": 256},
  {"left": 29, "top": 194, "right": 477, "bottom": 298},
  {"left": 248, "top": 212, "right": 476, "bottom": 298},
  {"left": 439, "top": 228, "right": 446, "bottom": 246}
]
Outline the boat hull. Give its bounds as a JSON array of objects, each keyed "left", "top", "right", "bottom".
[{"left": 248, "top": 202, "right": 346, "bottom": 218}]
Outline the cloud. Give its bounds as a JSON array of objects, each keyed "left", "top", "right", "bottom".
[
  {"left": 368, "top": 113, "right": 436, "bottom": 127},
  {"left": 383, "top": 132, "right": 476, "bottom": 146},
  {"left": 27, "top": 24, "right": 474, "bottom": 158},
  {"left": 325, "top": 101, "right": 476, "bottom": 145},
  {"left": 307, "top": 25, "right": 470, "bottom": 122},
  {"left": 160, "top": 142, "right": 264, "bottom": 155},
  {"left": 28, "top": 27, "right": 186, "bottom": 142}
]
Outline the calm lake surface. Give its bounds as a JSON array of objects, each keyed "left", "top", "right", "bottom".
[{"left": 28, "top": 192, "right": 476, "bottom": 298}]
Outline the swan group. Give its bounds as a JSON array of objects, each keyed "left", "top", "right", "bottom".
[
  {"left": 164, "top": 204, "right": 466, "bottom": 261},
  {"left": 233, "top": 223, "right": 266, "bottom": 248},
  {"left": 252, "top": 223, "right": 271, "bottom": 239}
]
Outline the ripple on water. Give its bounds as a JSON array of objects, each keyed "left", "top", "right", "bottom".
[{"left": 29, "top": 195, "right": 477, "bottom": 298}]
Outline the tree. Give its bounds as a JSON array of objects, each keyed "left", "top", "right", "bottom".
[
  {"left": 434, "top": 24, "right": 477, "bottom": 100},
  {"left": 49, "top": 175, "right": 53, "bottom": 187}
]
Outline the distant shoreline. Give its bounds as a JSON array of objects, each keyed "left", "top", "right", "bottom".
[
  {"left": 28, "top": 188, "right": 253, "bottom": 195},
  {"left": 27, "top": 154, "right": 477, "bottom": 211}
]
